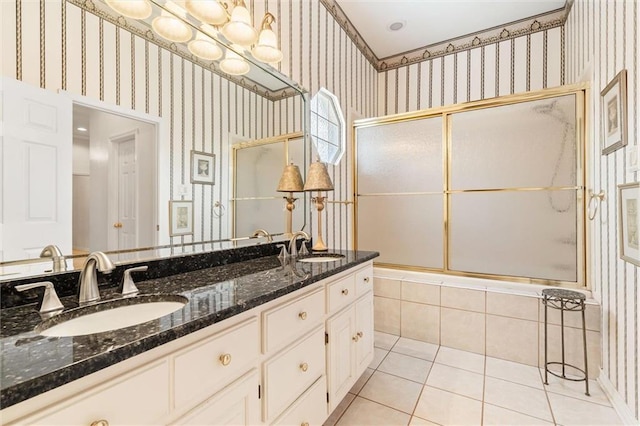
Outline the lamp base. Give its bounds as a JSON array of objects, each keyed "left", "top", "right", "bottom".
[{"left": 312, "top": 240, "right": 328, "bottom": 252}]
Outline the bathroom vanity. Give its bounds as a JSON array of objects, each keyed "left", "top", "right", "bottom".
[{"left": 0, "top": 248, "right": 377, "bottom": 425}]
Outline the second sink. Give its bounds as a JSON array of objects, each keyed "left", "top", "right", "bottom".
[
  {"left": 37, "top": 294, "right": 188, "bottom": 337},
  {"left": 297, "top": 254, "right": 345, "bottom": 263}
]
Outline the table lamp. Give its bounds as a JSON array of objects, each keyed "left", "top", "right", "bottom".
[
  {"left": 277, "top": 163, "right": 304, "bottom": 236},
  {"left": 303, "top": 159, "right": 334, "bottom": 251}
]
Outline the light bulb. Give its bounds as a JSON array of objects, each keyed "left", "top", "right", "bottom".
[
  {"left": 188, "top": 32, "right": 223, "bottom": 60},
  {"left": 220, "top": 45, "right": 250, "bottom": 75},
  {"left": 221, "top": 0, "right": 257, "bottom": 46},
  {"left": 185, "top": 0, "right": 228, "bottom": 26},
  {"left": 105, "top": 0, "right": 152, "bottom": 19}
]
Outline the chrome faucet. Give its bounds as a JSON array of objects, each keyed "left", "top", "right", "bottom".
[
  {"left": 252, "top": 229, "right": 273, "bottom": 242},
  {"left": 40, "top": 245, "right": 67, "bottom": 272},
  {"left": 288, "top": 231, "right": 310, "bottom": 258},
  {"left": 78, "top": 252, "right": 115, "bottom": 304}
]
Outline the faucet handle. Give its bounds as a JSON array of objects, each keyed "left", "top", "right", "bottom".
[
  {"left": 15, "top": 281, "right": 65, "bottom": 314},
  {"left": 298, "top": 241, "right": 309, "bottom": 256},
  {"left": 121, "top": 266, "right": 148, "bottom": 296},
  {"left": 276, "top": 244, "right": 289, "bottom": 260}
]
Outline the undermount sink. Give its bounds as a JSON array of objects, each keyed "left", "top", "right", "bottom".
[
  {"left": 297, "top": 254, "right": 345, "bottom": 263},
  {"left": 36, "top": 294, "right": 188, "bottom": 337}
]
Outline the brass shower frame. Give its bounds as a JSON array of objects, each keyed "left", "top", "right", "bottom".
[{"left": 352, "top": 83, "right": 590, "bottom": 288}]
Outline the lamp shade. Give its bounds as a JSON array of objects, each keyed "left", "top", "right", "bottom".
[
  {"left": 188, "top": 32, "right": 223, "bottom": 60},
  {"left": 105, "top": 0, "right": 152, "bottom": 19},
  {"left": 220, "top": 45, "right": 250, "bottom": 75},
  {"left": 221, "top": 0, "right": 258, "bottom": 46},
  {"left": 185, "top": 0, "right": 228, "bottom": 25},
  {"left": 252, "top": 13, "right": 282, "bottom": 63},
  {"left": 304, "top": 160, "right": 333, "bottom": 191},
  {"left": 277, "top": 163, "right": 304, "bottom": 192},
  {"left": 152, "top": 10, "right": 192, "bottom": 43}
]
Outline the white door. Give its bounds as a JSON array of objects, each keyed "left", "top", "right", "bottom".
[
  {"left": 1, "top": 77, "right": 72, "bottom": 261},
  {"left": 354, "top": 293, "right": 374, "bottom": 375},
  {"left": 117, "top": 138, "right": 137, "bottom": 250},
  {"left": 326, "top": 306, "right": 356, "bottom": 412}
]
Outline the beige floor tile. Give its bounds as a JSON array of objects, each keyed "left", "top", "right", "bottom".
[
  {"left": 324, "top": 393, "right": 356, "bottom": 426},
  {"left": 547, "top": 392, "right": 623, "bottom": 425},
  {"left": 408, "top": 416, "right": 441, "bottom": 426},
  {"left": 486, "top": 315, "right": 538, "bottom": 366},
  {"left": 374, "top": 296, "right": 401, "bottom": 335},
  {"left": 542, "top": 373, "right": 611, "bottom": 407},
  {"left": 392, "top": 337, "right": 440, "bottom": 361},
  {"left": 336, "top": 396, "right": 411, "bottom": 426},
  {"left": 483, "top": 376, "right": 553, "bottom": 421},
  {"left": 483, "top": 403, "right": 553, "bottom": 425},
  {"left": 413, "top": 386, "right": 482, "bottom": 426},
  {"left": 375, "top": 331, "right": 400, "bottom": 350},
  {"left": 378, "top": 351, "right": 433, "bottom": 383},
  {"left": 425, "top": 363, "right": 484, "bottom": 400},
  {"left": 359, "top": 371, "right": 424, "bottom": 414},
  {"left": 440, "top": 308, "right": 485, "bottom": 354},
  {"left": 370, "top": 347, "right": 389, "bottom": 369},
  {"left": 350, "top": 368, "right": 374, "bottom": 395},
  {"left": 485, "top": 356, "right": 544, "bottom": 389},
  {"left": 434, "top": 346, "right": 485, "bottom": 374},
  {"left": 400, "top": 301, "right": 440, "bottom": 344}
]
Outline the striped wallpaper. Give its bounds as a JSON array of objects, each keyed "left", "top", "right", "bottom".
[{"left": 566, "top": 0, "right": 639, "bottom": 421}]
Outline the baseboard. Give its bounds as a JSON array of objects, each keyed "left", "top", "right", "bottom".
[{"left": 597, "top": 369, "right": 639, "bottom": 425}]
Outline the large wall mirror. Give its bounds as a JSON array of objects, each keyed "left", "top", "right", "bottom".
[{"left": 0, "top": 0, "right": 309, "bottom": 279}]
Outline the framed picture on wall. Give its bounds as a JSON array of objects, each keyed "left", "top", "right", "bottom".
[
  {"left": 601, "top": 69, "right": 628, "bottom": 155},
  {"left": 190, "top": 151, "right": 215, "bottom": 185},
  {"left": 618, "top": 182, "right": 640, "bottom": 266},
  {"left": 169, "top": 200, "right": 193, "bottom": 236}
]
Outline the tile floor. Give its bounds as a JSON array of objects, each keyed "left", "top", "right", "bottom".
[{"left": 324, "top": 332, "right": 623, "bottom": 426}]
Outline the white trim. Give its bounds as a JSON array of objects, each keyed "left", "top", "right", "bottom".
[{"left": 597, "top": 369, "right": 640, "bottom": 425}]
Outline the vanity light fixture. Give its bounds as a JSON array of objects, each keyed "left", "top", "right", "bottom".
[
  {"left": 105, "top": 0, "right": 152, "bottom": 19},
  {"left": 277, "top": 163, "right": 305, "bottom": 237},
  {"left": 152, "top": 2, "right": 192, "bottom": 43},
  {"left": 220, "top": 45, "right": 250, "bottom": 75},
  {"left": 252, "top": 13, "right": 283, "bottom": 64},
  {"left": 184, "top": 0, "right": 228, "bottom": 25},
  {"left": 188, "top": 31, "right": 223, "bottom": 60},
  {"left": 304, "top": 159, "right": 334, "bottom": 252},
  {"left": 222, "top": 0, "right": 258, "bottom": 46}
]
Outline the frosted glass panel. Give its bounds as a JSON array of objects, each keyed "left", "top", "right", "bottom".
[
  {"left": 449, "top": 191, "right": 577, "bottom": 281},
  {"left": 450, "top": 95, "right": 576, "bottom": 189},
  {"left": 235, "top": 143, "right": 283, "bottom": 198},
  {"left": 235, "top": 199, "right": 302, "bottom": 237},
  {"left": 357, "top": 117, "right": 443, "bottom": 193},
  {"left": 357, "top": 195, "right": 443, "bottom": 268}
]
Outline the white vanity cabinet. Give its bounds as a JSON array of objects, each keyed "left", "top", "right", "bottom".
[{"left": 2, "top": 260, "right": 375, "bottom": 426}]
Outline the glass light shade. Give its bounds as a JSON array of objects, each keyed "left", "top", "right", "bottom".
[
  {"left": 188, "top": 33, "right": 223, "bottom": 60},
  {"left": 152, "top": 11, "right": 192, "bottom": 43},
  {"left": 221, "top": 2, "right": 258, "bottom": 46},
  {"left": 105, "top": 0, "right": 152, "bottom": 19},
  {"left": 185, "top": 0, "right": 228, "bottom": 25},
  {"left": 220, "top": 46, "right": 250, "bottom": 75},
  {"left": 304, "top": 160, "right": 334, "bottom": 191},
  {"left": 252, "top": 28, "right": 282, "bottom": 63},
  {"left": 277, "top": 163, "right": 304, "bottom": 192}
]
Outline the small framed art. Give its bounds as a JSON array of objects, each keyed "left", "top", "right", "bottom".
[
  {"left": 169, "top": 200, "right": 193, "bottom": 236},
  {"left": 618, "top": 182, "right": 639, "bottom": 266},
  {"left": 191, "top": 151, "right": 215, "bottom": 184},
  {"left": 601, "top": 69, "right": 628, "bottom": 155}
]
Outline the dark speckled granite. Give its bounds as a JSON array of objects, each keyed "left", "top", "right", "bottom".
[{"left": 0, "top": 249, "right": 378, "bottom": 409}]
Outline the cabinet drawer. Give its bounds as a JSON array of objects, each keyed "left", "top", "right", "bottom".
[
  {"left": 263, "top": 326, "right": 325, "bottom": 422},
  {"left": 21, "top": 359, "right": 170, "bottom": 426},
  {"left": 263, "top": 288, "right": 324, "bottom": 353},
  {"left": 327, "top": 274, "right": 356, "bottom": 314},
  {"left": 355, "top": 265, "right": 373, "bottom": 297},
  {"left": 172, "top": 369, "right": 259, "bottom": 426},
  {"left": 271, "top": 376, "right": 327, "bottom": 426},
  {"left": 173, "top": 317, "right": 259, "bottom": 410}
]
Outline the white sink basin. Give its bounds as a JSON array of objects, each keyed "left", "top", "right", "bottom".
[
  {"left": 37, "top": 295, "right": 187, "bottom": 337},
  {"left": 297, "top": 254, "right": 345, "bottom": 263}
]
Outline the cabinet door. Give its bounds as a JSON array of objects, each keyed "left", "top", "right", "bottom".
[
  {"left": 354, "top": 292, "right": 374, "bottom": 375},
  {"left": 326, "top": 306, "right": 356, "bottom": 412},
  {"left": 172, "top": 369, "right": 259, "bottom": 426}
]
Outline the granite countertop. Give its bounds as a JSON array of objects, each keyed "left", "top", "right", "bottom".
[{"left": 0, "top": 250, "right": 378, "bottom": 409}]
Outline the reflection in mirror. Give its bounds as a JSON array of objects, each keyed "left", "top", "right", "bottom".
[
  {"left": 232, "top": 133, "right": 306, "bottom": 238},
  {"left": 310, "top": 88, "right": 346, "bottom": 165}
]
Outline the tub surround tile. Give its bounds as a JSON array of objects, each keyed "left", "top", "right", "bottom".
[
  {"left": 486, "top": 292, "right": 539, "bottom": 321},
  {"left": 391, "top": 337, "right": 439, "bottom": 361},
  {"left": 400, "top": 301, "right": 440, "bottom": 344},
  {"left": 441, "top": 286, "right": 485, "bottom": 313},
  {"left": 401, "top": 281, "right": 440, "bottom": 305},
  {"left": 414, "top": 386, "right": 483, "bottom": 426},
  {"left": 377, "top": 351, "right": 433, "bottom": 383},
  {"left": 440, "top": 308, "right": 485, "bottom": 354},
  {"left": 373, "top": 297, "right": 401, "bottom": 335},
  {"left": 373, "top": 277, "right": 401, "bottom": 299},
  {"left": 0, "top": 249, "right": 379, "bottom": 409},
  {"left": 540, "top": 302, "right": 601, "bottom": 332},
  {"left": 486, "top": 314, "right": 539, "bottom": 366},
  {"left": 359, "top": 371, "right": 424, "bottom": 414},
  {"left": 538, "top": 323, "right": 601, "bottom": 378}
]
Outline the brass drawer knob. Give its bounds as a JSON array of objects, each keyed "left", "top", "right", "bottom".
[
  {"left": 352, "top": 335, "right": 359, "bottom": 342},
  {"left": 219, "top": 353, "right": 232, "bottom": 366},
  {"left": 357, "top": 331, "right": 363, "bottom": 338},
  {"left": 91, "top": 421, "right": 109, "bottom": 426},
  {"left": 341, "top": 288, "right": 349, "bottom": 296},
  {"left": 299, "top": 362, "right": 308, "bottom": 372},
  {"left": 298, "top": 311, "right": 307, "bottom": 320}
]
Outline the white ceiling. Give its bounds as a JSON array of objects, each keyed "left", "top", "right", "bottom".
[{"left": 335, "top": 0, "right": 566, "bottom": 59}]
